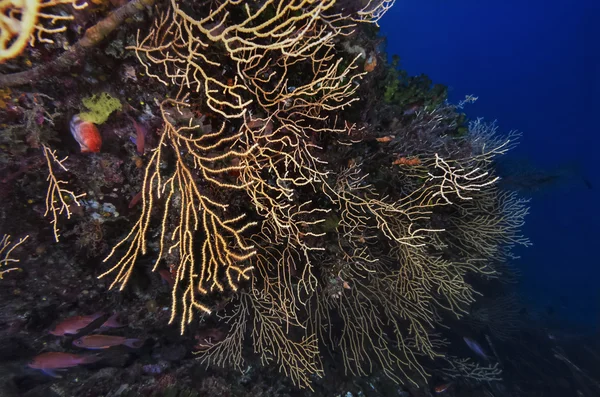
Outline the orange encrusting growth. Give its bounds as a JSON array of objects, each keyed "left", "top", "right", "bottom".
[{"left": 393, "top": 156, "right": 421, "bottom": 166}]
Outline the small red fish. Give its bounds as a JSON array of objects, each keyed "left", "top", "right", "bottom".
[
  {"left": 70, "top": 115, "right": 102, "bottom": 153},
  {"left": 128, "top": 182, "right": 152, "bottom": 209},
  {"left": 73, "top": 335, "right": 143, "bottom": 350},
  {"left": 434, "top": 382, "right": 453, "bottom": 393},
  {"left": 158, "top": 268, "right": 175, "bottom": 288},
  {"left": 228, "top": 157, "right": 241, "bottom": 178},
  {"left": 50, "top": 313, "right": 104, "bottom": 336},
  {"left": 29, "top": 352, "right": 100, "bottom": 377},
  {"left": 130, "top": 118, "right": 146, "bottom": 155},
  {"left": 128, "top": 190, "right": 143, "bottom": 209}
]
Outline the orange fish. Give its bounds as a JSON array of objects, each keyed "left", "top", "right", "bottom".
[
  {"left": 73, "top": 335, "right": 143, "bottom": 350},
  {"left": 375, "top": 135, "right": 395, "bottom": 143},
  {"left": 364, "top": 53, "right": 377, "bottom": 72},
  {"left": 50, "top": 313, "right": 104, "bottom": 336},
  {"left": 29, "top": 352, "right": 100, "bottom": 377},
  {"left": 434, "top": 382, "right": 453, "bottom": 393},
  {"left": 70, "top": 115, "right": 102, "bottom": 153}
]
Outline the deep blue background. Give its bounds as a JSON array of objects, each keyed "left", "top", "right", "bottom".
[{"left": 379, "top": 0, "right": 600, "bottom": 331}]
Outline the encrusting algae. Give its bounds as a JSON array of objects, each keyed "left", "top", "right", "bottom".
[{"left": 79, "top": 92, "right": 122, "bottom": 125}]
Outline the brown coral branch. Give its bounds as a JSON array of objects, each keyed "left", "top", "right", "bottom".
[{"left": 0, "top": 0, "right": 155, "bottom": 88}]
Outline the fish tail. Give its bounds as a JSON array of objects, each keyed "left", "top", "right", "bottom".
[
  {"left": 102, "top": 313, "right": 124, "bottom": 328},
  {"left": 42, "top": 369, "right": 62, "bottom": 378},
  {"left": 80, "top": 354, "right": 101, "bottom": 364},
  {"left": 124, "top": 338, "right": 143, "bottom": 349}
]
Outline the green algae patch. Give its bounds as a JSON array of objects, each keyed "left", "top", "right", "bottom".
[
  {"left": 80, "top": 92, "right": 122, "bottom": 124},
  {"left": 320, "top": 214, "right": 340, "bottom": 233}
]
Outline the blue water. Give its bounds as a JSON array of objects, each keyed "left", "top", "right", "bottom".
[{"left": 380, "top": 0, "right": 600, "bottom": 331}]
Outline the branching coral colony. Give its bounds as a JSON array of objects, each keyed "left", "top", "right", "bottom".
[
  {"left": 99, "top": 0, "right": 529, "bottom": 389},
  {"left": 0, "top": 234, "right": 29, "bottom": 278},
  {"left": 42, "top": 145, "right": 86, "bottom": 242},
  {"left": 0, "top": 0, "right": 88, "bottom": 62}
]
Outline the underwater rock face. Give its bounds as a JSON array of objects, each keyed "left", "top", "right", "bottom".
[{"left": 1, "top": 1, "right": 594, "bottom": 397}]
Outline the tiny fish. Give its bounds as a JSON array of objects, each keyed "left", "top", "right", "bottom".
[
  {"left": 128, "top": 190, "right": 143, "bottom": 209},
  {"left": 70, "top": 115, "right": 102, "bottom": 153},
  {"left": 434, "top": 382, "right": 453, "bottom": 393},
  {"left": 130, "top": 117, "right": 146, "bottom": 155},
  {"left": 29, "top": 352, "right": 99, "bottom": 377},
  {"left": 50, "top": 313, "right": 104, "bottom": 336},
  {"left": 128, "top": 182, "right": 152, "bottom": 209},
  {"left": 364, "top": 53, "right": 377, "bottom": 73},
  {"left": 463, "top": 336, "right": 489, "bottom": 360},
  {"left": 158, "top": 268, "right": 175, "bottom": 288},
  {"left": 375, "top": 135, "right": 395, "bottom": 143},
  {"left": 100, "top": 313, "right": 124, "bottom": 329},
  {"left": 73, "top": 335, "right": 143, "bottom": 350},
  {"left": 228, "top": 157, "right": 241, "bottom": 178}
]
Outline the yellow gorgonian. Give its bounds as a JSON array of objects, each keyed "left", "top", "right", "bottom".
[{"left": 0, "top": 0, "right": 88, "bottom": 63}]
